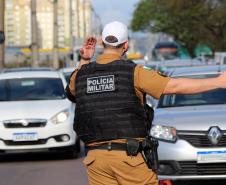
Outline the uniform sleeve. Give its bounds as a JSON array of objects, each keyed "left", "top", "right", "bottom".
[
  {"left": 134, "top": 65, "right": 170, "bottom": 99},
  {"left": 64, "top": 69, "right": 78, "bottom": 103}
]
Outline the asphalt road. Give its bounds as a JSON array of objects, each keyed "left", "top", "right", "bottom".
[
  {"left": 0, "top": 150, "right": 226, "bottom": 185},
  {"left": 0, "top": 152, "right": 89, "bottom": 185}
]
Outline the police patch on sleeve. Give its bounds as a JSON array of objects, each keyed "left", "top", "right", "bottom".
[{"left": 87, "top": 75, "right": 115, "bottom": 94}]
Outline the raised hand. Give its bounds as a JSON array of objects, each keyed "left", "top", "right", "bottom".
[{"left": 80, "top": 37, "right": 97, "bottom": 60}]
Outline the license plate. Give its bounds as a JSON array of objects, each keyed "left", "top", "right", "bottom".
[
  {"left": 197, "top": 150, "right": 226, "bottom": 163},
  {"left": 13, "top": 132, "right": 38, "bottom": 142}
]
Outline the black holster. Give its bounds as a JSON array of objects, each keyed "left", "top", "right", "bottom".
[
  {"left": 126, "top": 138, "right": 141, "bottom": 156},
  {"left": 141, "top": 136, "right": 159, "bottom": 172}
]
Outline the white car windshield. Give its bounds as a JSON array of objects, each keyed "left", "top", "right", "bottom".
[
  {"left": 63, "top": 72, "right": 71, "bottom": 83},
  {"left": 0, "top": 78, "right": 65, "bottom": 101},
  {"left": 158, "top": 74, "right": 226, "bottom": 107}
]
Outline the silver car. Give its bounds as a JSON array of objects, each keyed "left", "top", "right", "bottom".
[{"left": 150, "top": 65, "right": 226, "bottom": 181}]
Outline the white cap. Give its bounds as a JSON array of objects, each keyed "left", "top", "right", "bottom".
[{"left": 102, "top": 21, "right": 128, "bottom": 47}]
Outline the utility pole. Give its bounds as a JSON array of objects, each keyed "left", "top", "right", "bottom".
[
  {"left": 53, "top": 0, "right": 59, "bottom": 69},
  {"left": 76, "top": 0, "right": 80, "bottom": 39},
  {"left": 31, "top": 0, "right": 39, "bottom": 67},
  {"left": 0, "top": 0, "right": 5, "bottom": 68},
  {"left": 69, "top": 0, "right": 73, "bottom": 49},
  {"left": 69, "top": 0, "right": 74, "bottom": 66},
  {"left": 82, "top": 0, "right": 86, "bottom": 39}
]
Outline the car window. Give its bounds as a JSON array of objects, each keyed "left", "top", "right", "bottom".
[
  {"left": 0, "top": 78, "right": 65, "bottom": 101},
  {"left": 64, "top": 72, "right": 72, "bottom": 83},
  {"left": 0, "top": 80, "right": 7, "bottom": 101},
  {"left": 224, "top": 57, "right": 226, "bottom": 64},
  {"left": 158, "top": 74, "right": 226, "bottom": 107}
]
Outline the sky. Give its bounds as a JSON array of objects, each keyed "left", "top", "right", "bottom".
[{"left": 92, "top": 0, "right": 140, "bottom": 27}]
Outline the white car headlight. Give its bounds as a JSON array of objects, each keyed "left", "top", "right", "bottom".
[
  {"left": 150, "top": 125, "right": 177, "bottom": 142},
  {"left": 51, "top": 110, "right": 69, "bottom": 124}
]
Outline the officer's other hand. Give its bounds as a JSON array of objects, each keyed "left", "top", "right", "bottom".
[
  {"left": 80, "top": 37, "right": 97, "bottom": 61},
  {"left": 217, "top": 71, "right": 226, "bottom": 88}
]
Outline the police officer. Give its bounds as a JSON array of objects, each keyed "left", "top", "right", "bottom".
[{"left": 65, "top": 21, "right": 226, "bottom": 185}]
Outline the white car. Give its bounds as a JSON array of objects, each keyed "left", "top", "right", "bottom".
[
  {"left": 60, "top": 67, "right": 77, "bottom": 83},
  {"left": 0, "top": 69, "right": 79, "bottom": 157}
]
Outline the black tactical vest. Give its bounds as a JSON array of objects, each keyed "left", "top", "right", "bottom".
[{"left": 74, "top": 60, "right": 148, "bottom": 144}]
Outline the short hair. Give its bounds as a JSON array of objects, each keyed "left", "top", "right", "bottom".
[
  {"left": 103, "top": 35, "right": 125, "bottom": 49},
  {"left": 102, "top": 42, "right": 124, "bottom": 49}
]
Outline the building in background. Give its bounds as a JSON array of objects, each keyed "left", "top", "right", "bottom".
[
  {"left": 5, "top": 0, "right": 101, "bottom": 49},
  {"left": 5, "top": 0, "right": 31, "bottom": 46},
  {"left": 36, "top": 1, "right": 53, "bottom": 49},
  {"left": 71, "top": 0, "right": 101, "bottom": 48}
]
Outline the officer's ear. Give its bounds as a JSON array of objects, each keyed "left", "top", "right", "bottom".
[{"left": 123, "top": 41, "right": 129, "bottom": 53}]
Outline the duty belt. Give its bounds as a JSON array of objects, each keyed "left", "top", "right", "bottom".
[
  {"left": 86, "top": 139, "right": 143, "bottom": 156},
  {"left": 86, "top": 137, "right": 159, "bottom": 172},
  {"left": 87, "top": 142, "right": 129, "bottom": 151}
]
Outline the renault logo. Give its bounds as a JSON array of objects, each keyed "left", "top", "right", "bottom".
[
  {"left": 208, "top": 127, "right": 222, "bottom": 145},
  {"left": 20, "top": 119, "right": 29, "bottom": 127}
]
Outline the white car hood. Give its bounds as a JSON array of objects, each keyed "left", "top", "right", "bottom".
[
  {"left": 153, "top": 104, "right": 226, "bottom": 131},
  {"left": 0, "top": 99, "right": 73, "bottom": 121}
]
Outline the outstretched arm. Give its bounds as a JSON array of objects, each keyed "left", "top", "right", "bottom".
[{"left": 163, "top": 72, "right": 226, "bottom": 95}]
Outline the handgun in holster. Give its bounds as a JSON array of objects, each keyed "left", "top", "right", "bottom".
[{"left": 141, "top": 137, "right": 159, "bottom": 172}]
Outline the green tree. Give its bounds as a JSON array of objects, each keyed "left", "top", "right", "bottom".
[{"left": 131, "top": 0, "right": 226, "bottom": 55}]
